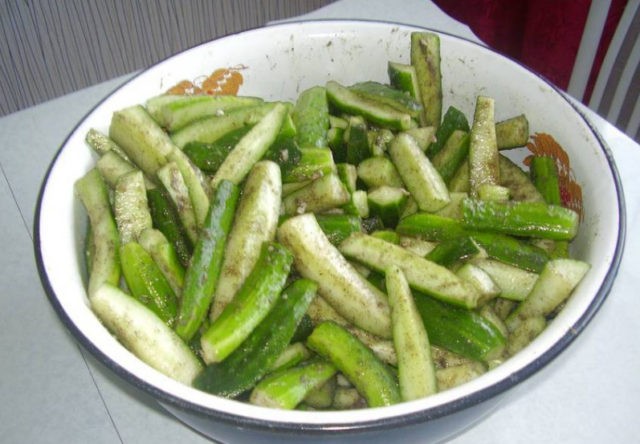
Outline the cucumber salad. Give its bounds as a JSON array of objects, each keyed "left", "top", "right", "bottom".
[{"left": 77, "top": 31, "right": 589, "bottom": 410}]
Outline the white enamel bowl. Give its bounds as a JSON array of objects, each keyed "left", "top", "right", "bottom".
[{"left": 35, "top": 20, "right": 625, "bottom": 443}]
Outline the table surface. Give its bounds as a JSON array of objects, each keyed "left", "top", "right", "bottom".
[{"left": 2, "top": 1, "right": 639, "bottom": 443}]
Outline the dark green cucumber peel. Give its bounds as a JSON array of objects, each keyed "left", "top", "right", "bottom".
[
  {"left": 183, "top": 125, "right": 253, "bottom": 174},
  {"left": 199, "top": 241, "right": 295, "bottom": 363},
  {"left": 426, "top": 106, "right": 470, "bottom": 159},
  {"left": 175, "top": 180, "right": 240, "bottom": 342},
  {"left": 146, "top": 187, "right": 193, "bottom": 268},
  {"left": 193, "top": 279, "right": 318, "bottom": 398},
  {"left": 315, "top": 214, "right": 363, "bottom": 246},
  {"left": 413, "top": 292, "right": 505, "bottom": 362},
  {"left": 120, "top": 242, "right": 178, "bottom": 326},
  {"left": 397, "top": 213, "right": 550, "bottom": 273},
  {"left": 306, "top": 321, "right": 401, "bottom": 407},
  {"left": 461, "top": 198, "right": 579, "bottom": 241}
]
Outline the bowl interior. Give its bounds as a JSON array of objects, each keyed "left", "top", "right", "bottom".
[{"left": 36, "top": 20, "right": 623, "bottom": 431}]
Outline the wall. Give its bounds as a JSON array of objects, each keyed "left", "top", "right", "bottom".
[{"left": 0, "top": 0, "right": 335, "bottom": 116}]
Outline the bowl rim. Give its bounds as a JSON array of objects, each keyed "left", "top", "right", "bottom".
[{"left": 33, "top": 18, "right": 627, "bottom": 435}]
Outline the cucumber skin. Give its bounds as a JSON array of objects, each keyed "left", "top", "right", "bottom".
[
  {"left": 307, "top": 321, "right": 401, "bottom": 407},
  {"left": 119, "top": 242, "right": 178, "bottom": 326},
  {"left": 199, "top": 241, "right": 294, "bottom": 363},
  {"left": 146, "top": 188, "right": 193, "bottom": 268},
  {"left": 193, "top": 279, "right": 318, "bottom": 398},
  {"left": 426, "top": 106, "right": 470, "bottom": 159},
  {"left": 175, "top": 180, "right": 240, "bottom": 342},
  {"left": 413, "top": 292, "right": 506, "bottom": 362}
]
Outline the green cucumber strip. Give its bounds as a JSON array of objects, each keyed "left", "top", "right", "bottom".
[
  {"left": 345, "top": 189, "right": 369, "bottom": 218},
  {"left": 75, "top": 169, "right": 121, "bottom": 297},
  {"left": 306, "top": 321, "right": 401, "bottom": 407},
  {"left": 388, "top": 61, "right": 421, "bottom": 100},
  {"left": 282, "top": 147, "right": 336, "bottom": 183},
  {"left": 156, "top": 162, "right": 199, "bottom": 244},
  {"left": 336, "top": 163, "right": 357, "bottom": 193},
  {"left": 91, "top": 284, "right": 202, "bottom": 384},
  {"left": 84, "top": 223, "right": 94, "bottom": 277},
  {"left": 166, "top": 147, "right": 211, "bottom": 229},
  {"left": 529, "top": 156, "right": 562, "bottom": 205},
  {"left": 471, "top": 258, "right": 539, "bottom": 301},
  {"left": 396, "top": 212, "right": 468, "bottom": 241},
  {"left": 170, "top": 102, "right": 276, "bottom": 149},
  {"left": 328, "top": 126, "right": 347, "bottom": 163},
  {"left": 269, "top": 342, "right": 312, "bottom": 373},
  {"left": 339, "top": 232, "right": 480, "bottom": 309},
  {"left": 477, "top": 184, "right": 510, "bottom": 202},
  {"left": 113, "top": 170, "right": 152, "bottom": 245},
  {"left": 404, "top": 126, "right": 437, "bottom": 152},
  {"left": 399, "top": 195, "right": 418, "bottom": 219},
  {"left": 146, "top": 187, "right": 193, "bottom": 268},
  {"left": 150, "top": 95, "right": 263, "bottom": 132},
  {"left": 469, "top": 96, "right": 500, "bottom": 197},
  {"left": 86, "top": 128, "right": 131, "bottom": 160},
  {"left": 326, "top": 80, "right": 415, "bottom": 131},
  {"left": 496, "top": 114, "right": 529, "bottom": 149},
  {"left": 371, "top": 229, "right": 401, "bottom": 244},
  {"left": 357, "top": 156, "right": 404, "bottom": 189},
  {"left": 399, "top": 236, "right": 437, "bottom": 257},
  {"left": 386, "top": 265, "right": 437, "bottom": 400},
  {"left": 369, "top": 128, "right": 395, "bottom": 156},
  {"left": 425, "top": 236, "right": 480, "bottom": 267},
  {"left": 277, "top": 214, "right": 391, "bottom": 338},
  {"left": 411, "top": 31, "right": 443, "bottom": 128},
  {"left": 193, "top": 279, "right": 317, "bottom": 397},
  {"left": 389, "top": 133, "right": 450, "bottom": 212},
  {"left": 345, "top": 115, "right": 371, "bottom": 165},
  {"left": 210, "top": 102, "right": 289, "bottom": 189},
  {"left": 478, "top": 303, "right": 509, "bottom": 339},
  {"left": 200, "top": 242, "right": 294, "bottom": 364},
  {"left": 349, "top": 81, "right": 422, "bottom": 117},
  {"left": 144, "top": 94, "right": 184, "bottom": 118},
  {"left": 210, "top": 161, "right": 282, "bottom": 321},
  {"left": 96, "top": 151, "right": 155, "bottom": 191},
  {"left": 498, "top": 155, "right": 545, "bottom": 203},
  {"left": 282, "top": 180, "right": 311, "bottom": 197},
  {"left": 175, "top": 180, "right": 240, "bottom": 342},
  {"left": 138, "top": 228, "right": 186, "bottom": 296},
  {"left": 431, "top": 129, "right": 470, "bottom": 185},
  {"left": 413, "top": 291, "right": 506, "bottom": 362},
  {"left": 303, "top": 374, "right": 337, "bottom": 409},
  {"left": 448, "top": 159, "right": 470, "bottom": 193},
  {"left": 461, "top": 197, "right": 579, "bottom": 241},
  {"left": 367, "top": 186, "right": 409, "bottom": 227},
  {"left": 108, "top": 105, "right": 174, "bottom": 177},
  {"left": 119, "top": 242, "right": 178, "bottom": 326},
  {"left": 456, "top": 263, "right": 501, "bottom": 305},
  {"left": 263, "top": 128, "right": 303, "bottom": 179},
  {"left": 315, "top": 214, "right": 363, "bottom": 246},
  {"left": 470, "top": 232, "right": 550, "bottom": 273},
  {"left": 506, "top": 259, "right": 590, "bottom": 331},
  {"left": 426, "top": 106, "right": 470, "bottom": 158},
  {"left": 282, "top": 172, "right": 350, "bottom": 215},
  {"left": 182, "top": 125, "right": 253, "bottom": 174},
  {"left": 292, "top": 86, "right": 330, "bottom": 149},
  {"left": 250, "top": 358, "right": 337, "bottom": 409},
  {"left": 290, "top": 314, "right": 315, "bottom": 343}
]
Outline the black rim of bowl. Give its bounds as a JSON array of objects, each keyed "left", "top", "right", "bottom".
[{"left": 33, "top": 19, "right": 627, "bottom": 436}]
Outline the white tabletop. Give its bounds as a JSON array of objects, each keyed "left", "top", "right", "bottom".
[{"left": 2, "top": 1, "right": 638, "bottom": 442}]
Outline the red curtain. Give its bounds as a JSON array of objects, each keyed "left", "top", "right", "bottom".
[{"left": 433, "top": 0, "right": 627, "bottom": 101}]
